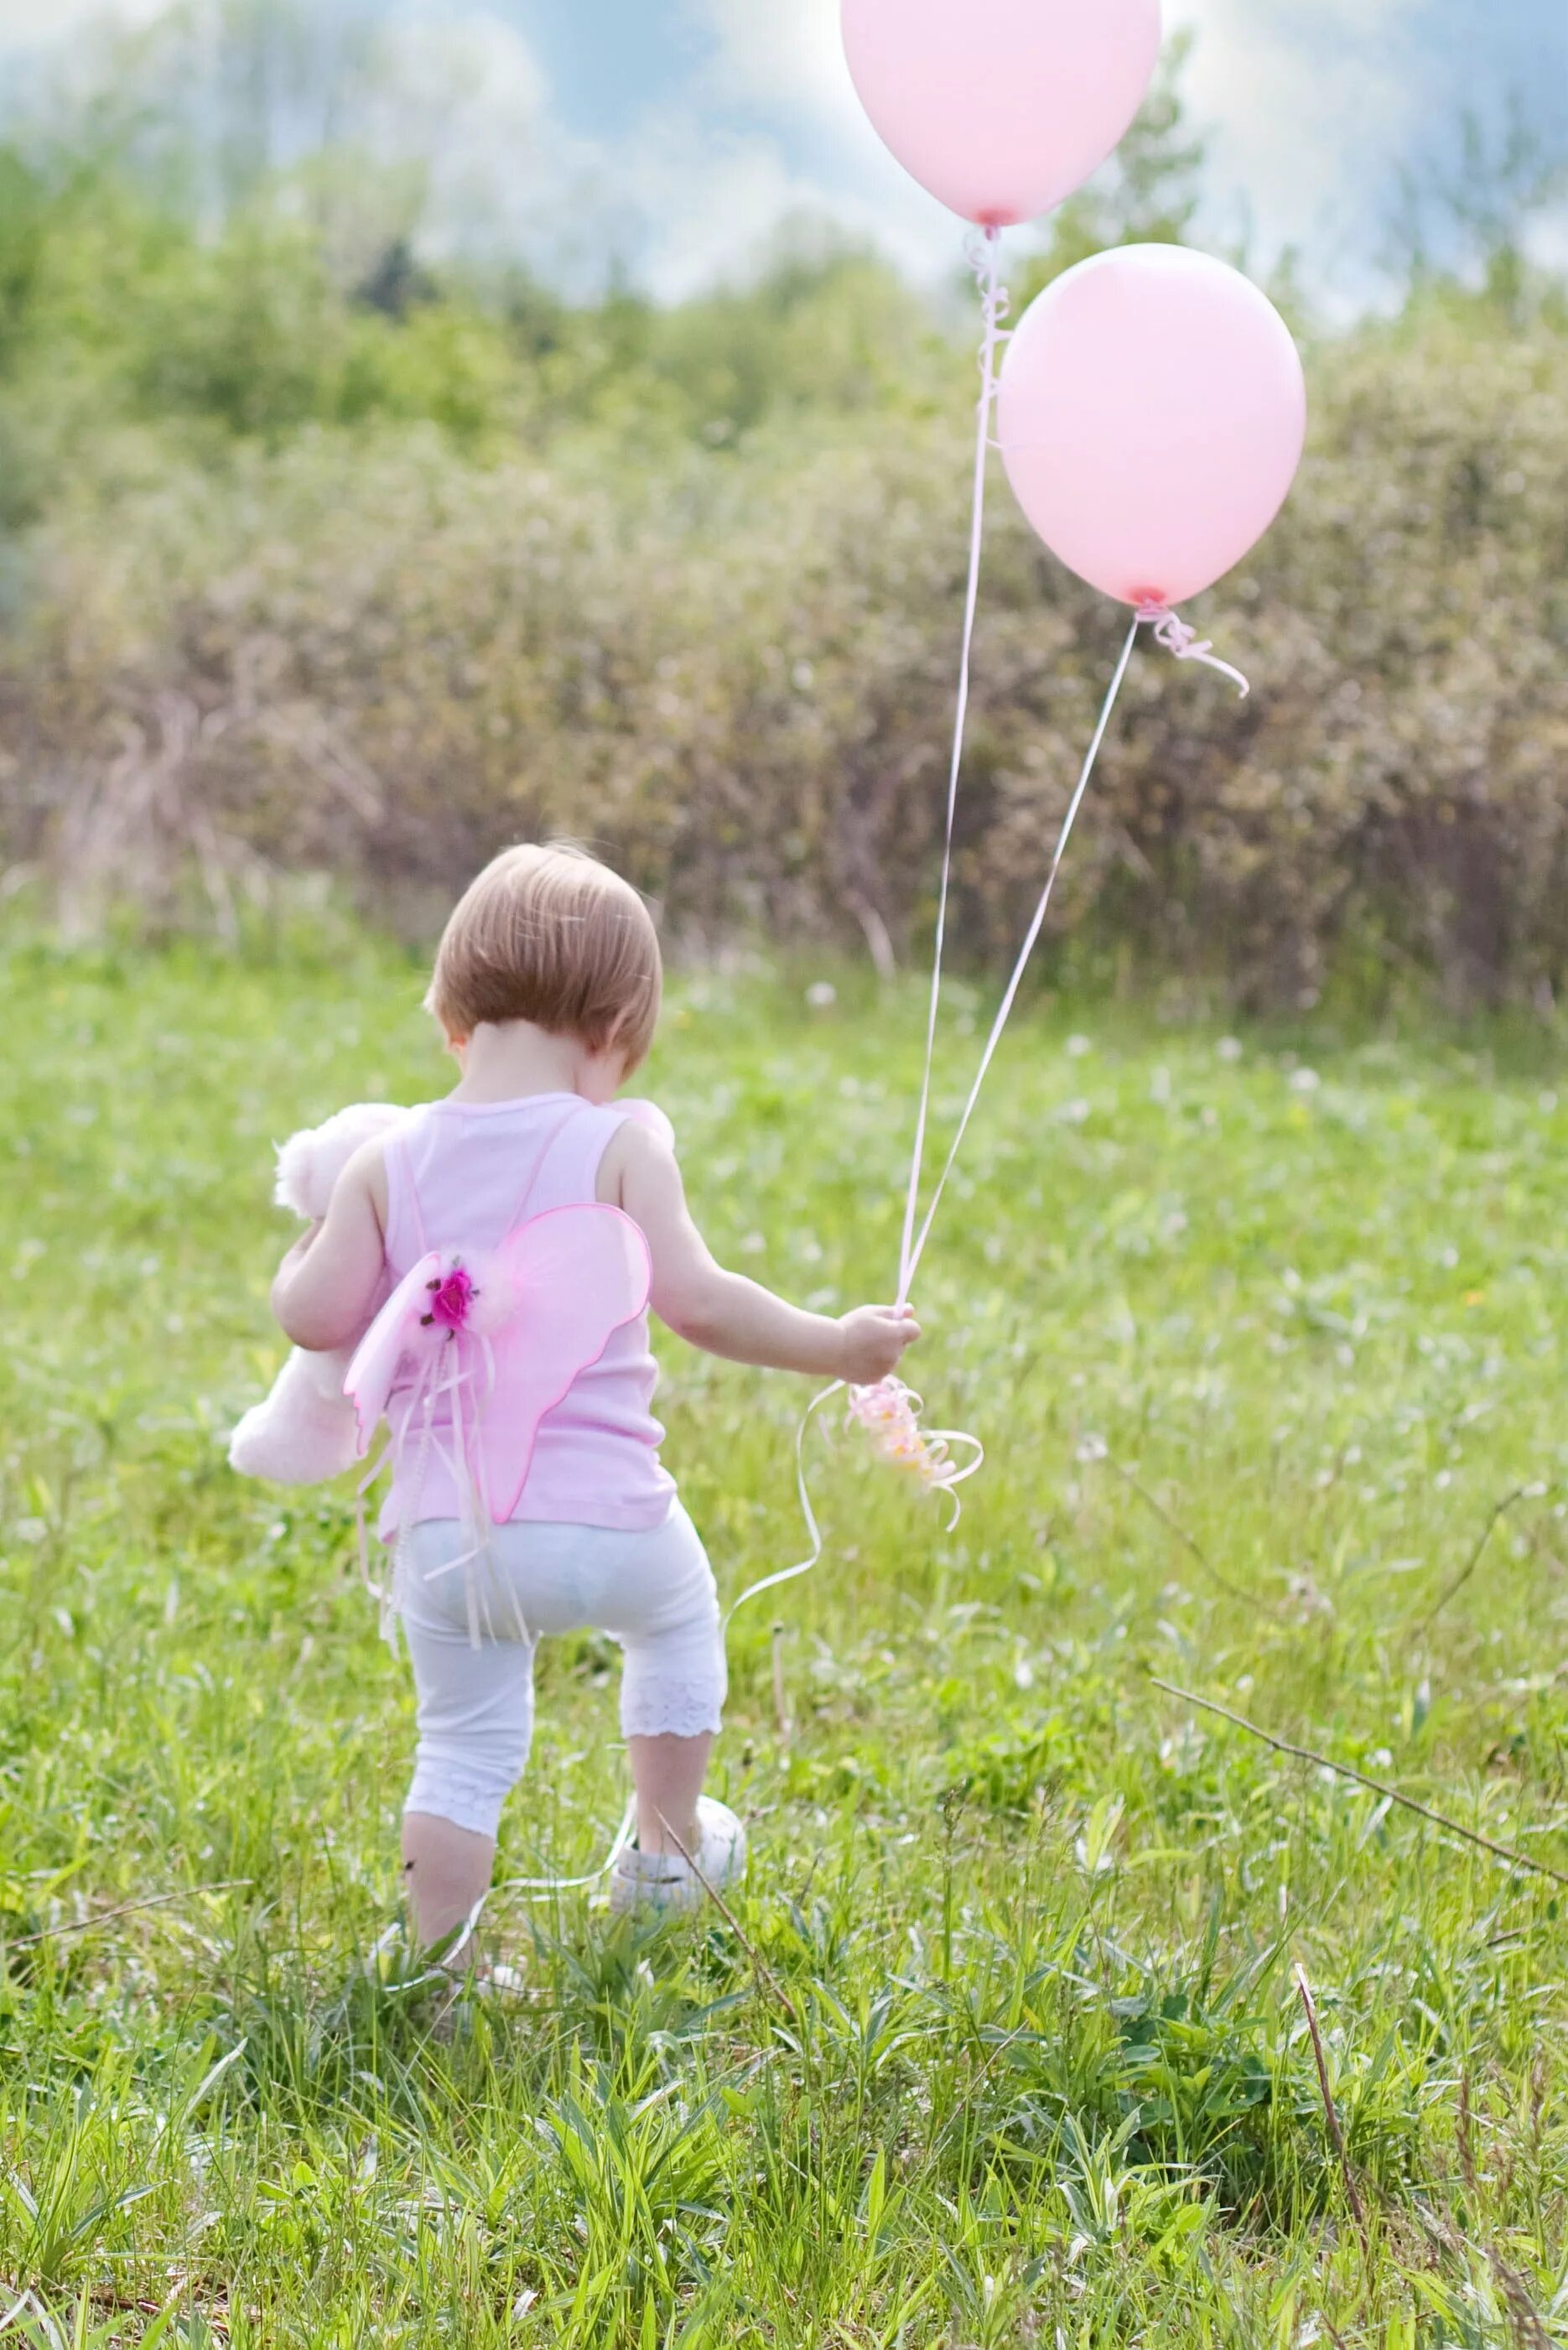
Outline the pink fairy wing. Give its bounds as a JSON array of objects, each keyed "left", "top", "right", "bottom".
[
  {"left": 476, "top": 1205, "right": 652, "bottom": 1521},
  {"left": 344, "top": 1250, "right": 442, "bottom": 1454}
]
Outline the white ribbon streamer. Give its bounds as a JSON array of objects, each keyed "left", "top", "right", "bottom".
[
  {"left": 724, "top": 1380, "right": 844, "bottom": 1631},
  {"left": 901, "top": 612, "right": 1143, "bottom": 1292},
  {"left": 897, "top": 226, "right": 1010, "bottom": 1309}
]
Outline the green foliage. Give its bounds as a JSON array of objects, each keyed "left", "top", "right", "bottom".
[
  {"left": 0, "top": 151, "right": 50, "bottom": 373},
  {"left": 4, "top": 287, "right": 1565, "bottom": 1011},
  {"left": 0, "top": 26, "right": 1565, "bottom": 1007},
  {"left": 0, "top": 142, "right": 941, "bottom": 501},
  {"left": 4, "top": 933, "right": 1568, "bottom": 2339},
  {"left": 639, "top": 242, "right": 944, "bottom": 437},
  {"left": 0, "top": 157, "right": 526, "bottom": 471}
]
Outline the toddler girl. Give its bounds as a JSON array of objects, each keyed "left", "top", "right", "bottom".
[{"left": 269, "top": 844, "right": 918, "bottom": 1953}]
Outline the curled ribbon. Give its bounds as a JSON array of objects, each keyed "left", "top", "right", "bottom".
[
  {"left": 844, "top": 1377, "right": 984, "bottom": 1531},
  {"left": 725, "top": 1375, "right": 984, "bottom": 1639},
  {"left": 1137, "top": 605, "right": 1251, "bottom": 699}
]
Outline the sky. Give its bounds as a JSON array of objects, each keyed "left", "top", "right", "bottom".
[{"left": 0, "top": 0, "right": 1564, "bottom": 303}]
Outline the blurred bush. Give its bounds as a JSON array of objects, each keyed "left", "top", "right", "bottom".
[
  {"left": 0, "top": 41, "right": 1565, "bottom": 1008},
  {"left": 5, "top": 296, "right": 1565, "bottom": 1008}
]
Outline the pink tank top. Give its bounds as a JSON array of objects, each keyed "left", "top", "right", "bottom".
[{"left": 377, "top": 1094, "right": 676, "bottom": 1536}]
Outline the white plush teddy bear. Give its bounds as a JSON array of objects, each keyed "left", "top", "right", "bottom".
[{"left": 227, "top": 1103, "right": 408, "bottom": 1485}]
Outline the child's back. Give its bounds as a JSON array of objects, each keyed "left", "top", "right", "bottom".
[{"left": 379, "top": 1092, "right": 674, "bottom": 1538}]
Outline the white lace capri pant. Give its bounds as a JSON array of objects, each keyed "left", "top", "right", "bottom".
[{"left": 397, "top": 1503, "right": 725, "bottom": 1838}]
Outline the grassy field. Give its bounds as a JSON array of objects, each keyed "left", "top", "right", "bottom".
[{"left": 3, "top": 922, "right": 1568, "bottom": 2346}]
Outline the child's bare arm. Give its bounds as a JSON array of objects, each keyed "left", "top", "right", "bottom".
[
  {"left": 604, "top": 1126, "right": 919, "bottom": 1384},
  {"left": 271, "top": 1139, "right": 390, "bottom": 1352}
]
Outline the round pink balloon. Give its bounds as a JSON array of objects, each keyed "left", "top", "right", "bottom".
[
  {"left": 997, "top": 244, "right": 1307, "bottom": 610},
  {"left": 841, "top": 0, "right": 1163, "bottom": 227}
]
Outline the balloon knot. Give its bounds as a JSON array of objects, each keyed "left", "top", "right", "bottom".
[
  {"left": 1137, "top": 605, "right": 1251, "bottom": 699},
  {"left": 962, "top": 226, "right": 1012, "bottom": 350}
]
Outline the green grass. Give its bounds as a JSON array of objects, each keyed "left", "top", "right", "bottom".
[{"left": 3, "top": 921, "right": 1568, "bottom": 2346}]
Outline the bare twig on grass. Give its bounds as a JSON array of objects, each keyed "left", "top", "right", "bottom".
[
  {"left": 1416, "top": 1486, "right": 1532, "bottom": 1635},
  {"left": 1104, "top": 1459, "right": 1259, "bottom": 1608},
  {"left": 1295, "top": 1962, "right": 1369, "bottom": 2260},
  {"left": 656, "top": 1812, "right": 799, "bottom": 2030},
  {"left": 4, "top": 1881, "right": 253, "bottom": 1952},
  {"left": 87, "top": 2279, "right": 221, "bottom": 2334},
  {"left": 1149, "top": 1677, "right": 1568, "bottom": 1890},
  {"left": 1456, "top": 2070, "right": 1478, "bottom": 2197}
]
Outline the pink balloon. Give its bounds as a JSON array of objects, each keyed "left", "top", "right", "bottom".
[
  {"left": 841, "top": 0, "right": 1163, "bottom": 227},
  {"left": 997, "top": 244, "right": 1307, "bottom": 610}
]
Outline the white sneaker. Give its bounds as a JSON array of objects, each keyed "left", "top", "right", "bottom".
[{"left": 607, "top": 1798, "right": 747, "bottom": 1917}]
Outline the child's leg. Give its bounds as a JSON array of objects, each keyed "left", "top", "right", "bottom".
[
  {"left": 399, "top": 1532, "right": 537, "bottom": 1955},
  {"left": 610, "top": 1505, "right": 726, "bottom": 1856},
  {"left": 401, "top": 1812, "right": 496, "bottom": 1952},
  {"left": 626, "top": 1733, "right": 714, "bottom": 1858}
]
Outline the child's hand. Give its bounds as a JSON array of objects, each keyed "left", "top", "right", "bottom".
[{"left": 835, "top": 1303, "right": 921, "bottom": 1387}]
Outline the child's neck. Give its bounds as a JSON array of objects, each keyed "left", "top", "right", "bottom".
[
  {"left": 450, "top": 1022, "right": 607, "bottom": 1105},
  {"left": 446, "top": 1024, "right": 625, "bottom": 1104}
]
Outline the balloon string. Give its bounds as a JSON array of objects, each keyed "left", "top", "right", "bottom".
[
  {"left": 901, "top": 612, "right": 1143, "bottom": 1293},
  {"left": 896, "top": 225, "right": 1009, "bottom": 1310}
]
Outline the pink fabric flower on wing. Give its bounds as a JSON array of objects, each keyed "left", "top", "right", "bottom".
[{"left": 422, "top": 1262, "right": 478, "bottom": 1333}]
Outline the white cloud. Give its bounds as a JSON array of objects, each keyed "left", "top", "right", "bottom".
[
  {"left": 686, "top": 0, "right": 859, "bottom": 135},
  {"left": 366, "top": 0, "right": 942, "bottom": 300},
  {"left": 1526, "top": 202, "right": 1568, "bottom": 274},
  {"left": 306, "top": 5, "right": 852, "bottom": 301},
  {"left": 373, "top": 9, "right": 546, "bottom": 121},
  {"left": 622, "top": 143, "right": 953, "bottom": 304},
  {"left": 343, "top": 8, "right": 864, "bottom": 298},
  {"left": 1167, "top": 0, "right": 1421, "bottom": 276},
  {"left": 612, "top": 129, "right": 825, "bottom": 299},
  {"left": 677, "top": 0, "right": 986, "bottom": 282},
  {"left": 360, "top": 9, "right": 559, "bottom": 258}
]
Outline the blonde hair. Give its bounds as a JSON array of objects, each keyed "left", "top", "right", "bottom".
[{"left": 426, "top": 844, "right": 662, "bottom": 1069}]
